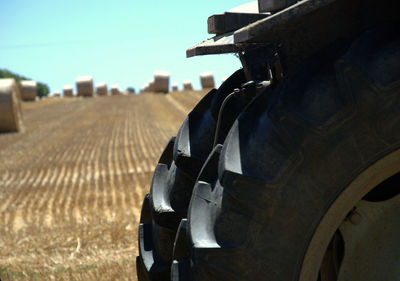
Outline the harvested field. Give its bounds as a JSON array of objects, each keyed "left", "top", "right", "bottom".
[{"left": 0, "top": 90, "right": 206, "bottom": 280}]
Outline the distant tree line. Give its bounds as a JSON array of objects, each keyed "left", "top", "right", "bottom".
[
  {"left": 126, "top": 87, "right": 135, "bottom": 94},
  {"left": 0, "top": 69, "right": 50, "bottom": 97}
]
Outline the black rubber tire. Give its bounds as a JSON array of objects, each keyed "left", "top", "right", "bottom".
[
  {"left": 137, "top": 69, "right": 253, "bottom": 280},
  {"left": 174, "top": 24, "right": 400, "bottom": 281}
]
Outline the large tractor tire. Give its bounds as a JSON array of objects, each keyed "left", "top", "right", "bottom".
[
  {"left": 137, "top": 69, "right": 254, "bottom": 280},
  {"left": 171, "top": 24, "right": 400, "bottom": 281}
]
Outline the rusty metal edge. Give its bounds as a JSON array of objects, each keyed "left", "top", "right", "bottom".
[
  {"left": 186, "top": 0, "right": 337, "bottom": 57},
  {"left": 186, "top": 32, "right": 239, "bottom": 58},
  {"left": 233, "top": 0, "right": 336, "bottom": 43}
]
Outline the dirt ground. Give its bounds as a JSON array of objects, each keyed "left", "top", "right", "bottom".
[{"left": 0, "top": 91, "right": 206, "bottom": 280}]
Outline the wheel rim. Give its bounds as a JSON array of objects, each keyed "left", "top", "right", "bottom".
[
  {"left": 300, "top": 149, "right": 400, "bottom": 281},
  {"left": 320, "top": 192, "right": 400, "bottom": 281}
]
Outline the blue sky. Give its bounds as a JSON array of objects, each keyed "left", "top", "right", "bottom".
[{"left": 0, "top": 0, "right": 248, "bottom": 93}]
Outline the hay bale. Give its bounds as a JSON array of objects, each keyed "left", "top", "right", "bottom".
[
  {"left": 142, "top": 80, "right": 153, "bottom": 93},
  {"left": 63, "top": 85, "right": 74, "bottom": 97},
  {"left": 200, "top": 71, "right": 215, "bottom": 89},
  {"left": 96, "top": 82, "right": 108, "bottom": 96},
  {"left": 76, "top": 75, "right": 94, "bottom": 97},
  {"left": 20, "top": 80, "right": 37, "bottom": 101},
  {"left": 153, "top": 70, "right": 170, "bottom": 93},
  {"left": 148, "top": 78, "right": 155, "bottom": 92},
  {"left": 53, "top": 90, "right": 61, "bottom": 97},
  {"left": 110, "top": 84, "right": 120, "bottom": 95},
  {"left": 183, "top": 80, "right": 193, "bottom": 91},
  {"left": 0, "top": 78, "right": 23, "bottom": 132},
  {"left": 141, "top": 83, "right": 149, "bottom": 93},
  {"left": 171, "top": 83, "right": 178, "bottom": 92}
]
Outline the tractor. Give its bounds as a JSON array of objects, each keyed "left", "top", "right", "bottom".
[{"left": 137, "top": 0, "right": 400, "bottom": 280}]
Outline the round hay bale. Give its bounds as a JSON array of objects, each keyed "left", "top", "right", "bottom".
[
  {"left": 153, "top": 70, "right": 170, "bottom": 93},
  {"left": 183, "top": 79, "right": 193, "bottom": 91},
  {"left": 110, "top": 84, "right": 120, "bottom": 95},
  {"left": 142, "top": 83, "right": 149, "bottom": 93},
  {"left": 0, "top": 78, "right": 23, "bottom": 132},
  {"left": 63, "top": 85, "right": 74, "bottom": 97},
  {"left": 20, "top": 80, "right": 37, "bottom": 101},
  {"left": 171, "top": 83, "right": 178, "bottom": 92},
  {"left": 96, "top": 82, "right": 108, "bottom": 96},
  {"left": 200, "top": 71, "right": 215, "bottom": 89},
  {"left": 76, "top": 75, "right": 94, "bottom": 97},
  {"left": 148, "top": 78, "right": 155, "bottom": 92}
]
